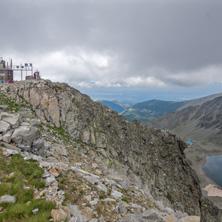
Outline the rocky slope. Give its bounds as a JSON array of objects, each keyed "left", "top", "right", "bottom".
[
  {"left": 0, "top": 97, "right": 198, "bottom": 222},
  {"left": 0, "top": 80, "right": 221, "bottom": 221}
]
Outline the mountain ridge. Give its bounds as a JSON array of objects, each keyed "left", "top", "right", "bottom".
[
  {"left": 0, "top": 80, "right": 221, "bottom": 221},
  {"left": 121, "top": 93, "right": 222, "bottom": 122},
  {"left": 147, "top": 96, "right": 222, "bottom": 146}
]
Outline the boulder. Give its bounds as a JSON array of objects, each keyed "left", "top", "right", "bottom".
[
  {"left": 1, "top": 112, "right": 19, "bottom": 128},
  {"left": 108, "top": 174, "right": 130, "bottom": 191},
  {"left": 11, "top": 125, "right": 40, "bottom": 147},
  {"left": 96, "top": 183, "right": 107, "bottom": 193},
  {"left": 0, "top": 120, "right": 10, "bottom": 134},
  {"left": 89, "top": 198, "right": 99, "bottom": 206},
  {"left": 0, "top": 105, "right": 9, "bottom": 112},
  {"left": 62, "top": 206, "right": 71, "bottom": 220},
  {"left": 139, "top": 209, "right": 165, "bottom": 221},
  {"left": 3, "top": 149, "right": 19, "bottom": 157},
  {"left": 111, "top": 190, "right": 123, "bottom": 199},
  {"left": 32, "top": 208, "right": 39, "bottom": 215},
  {"left": 33, "top": 138, "right": 44, "bottom": 150},
  {"left": 183, "top": 216, "right": 200, "bottom": 222},
  {"left": 46, "top": 175, "right": 56, "bottom": 186},
  {"left": 49, "top": 168, "right": 60, "bottom": 178},
  {"left": 0, "top": 195, "right": 16, "bottom": 204},
  {"left": 2, "top": 130, "right": 13, "bottom": 143},
  {"left": 118, "top": 214, "right": 139, "bottom": 222},
  {"left": 119, "top": 209, "right": 166, "bottom": 222},
  {"left": 89, "top": 219, "right": 98, "bottom": 222},
  {"left": 164, "top": 215, "right": 176, "bottom": 222},
  {"left": 116, "top": 203, "right": 127, "bottom": 214},
  {"left": 84, "top": 175, "right": 100, "bottom": 185},
  {"left": 42, "top": 169, "right": 51, "bottom": 178},
  {"left": 51, "top": 208, "right": 67, "bottom": 222},
  {"left": 53, "top": 144, "right": 67, "bottom": 157},
  {"left": 67, "top": 204, "right": 89, "bottom": 222}
]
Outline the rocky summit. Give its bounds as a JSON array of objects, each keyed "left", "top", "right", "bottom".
[{"left": 0, "top": 80, "right": 221, "bottom": 221}]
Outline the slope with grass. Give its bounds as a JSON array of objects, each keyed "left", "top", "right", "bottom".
[
  {"left": 148, "top": 96, "right": 222, "bottom": 146},
  {"left": 121, "top": 93, "right": 222, "bottom": 122},
  {"left": 0, "top": 148, "right": 55, "bottom": 222}
]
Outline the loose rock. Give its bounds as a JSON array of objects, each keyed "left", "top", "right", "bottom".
[{"left": 0, "top": 195, "right": 16, "bottom": 204}]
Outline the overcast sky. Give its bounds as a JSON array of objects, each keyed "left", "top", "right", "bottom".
[{"left": 1, "top": 0, "right": 222, "bottom": 102}]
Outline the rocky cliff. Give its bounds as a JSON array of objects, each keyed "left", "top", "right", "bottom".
[{"left": 0, "top": 80, "right": 220, "bottom": 221}]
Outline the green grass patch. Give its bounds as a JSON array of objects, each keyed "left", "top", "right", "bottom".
[
  {"left": 121, "top": 197, "right": 128, "bottom": 203},
  {"left": 0, "top": 199, "right": 55, "bottom": 222},
  {"left": 0, "top": 151, "right": 55, "bottom": 222},
  {"left": 0, "top": 92, "right": 27, "bottom": 112},
  {"left": 165, "top": 192, "right": 175, "bottom": 204},
  {"left": 99, "top": 195, "right": 105, "bottom": 200},
  {"left": 40, "top": 123, "right": 72, "bottom": 142},
  {"left": 72, "top": 186, "right": 77, "bottom": 191}
]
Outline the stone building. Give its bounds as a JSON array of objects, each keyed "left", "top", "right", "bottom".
[{"left": 0, "top": 58, "right": 13, "bottom": 83}]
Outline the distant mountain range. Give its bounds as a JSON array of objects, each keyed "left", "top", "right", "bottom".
[
  {"left": 120, "top": 93, "right": 222, "bottom": 122},
  {"left": 148, "top": 96, "right": 222, "bottom": 146}
]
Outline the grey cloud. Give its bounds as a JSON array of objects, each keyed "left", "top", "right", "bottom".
[{"left": 1, "top": 0, "right": 222, "bottom": 88}]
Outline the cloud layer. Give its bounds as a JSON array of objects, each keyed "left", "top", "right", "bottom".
[{"left": 1, "top": 0, "right": 222, "bottom": 90}]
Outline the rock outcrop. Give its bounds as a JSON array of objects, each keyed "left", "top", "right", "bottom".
[
  {"left": 0, "top": 80, "right": 221, "bottom": 221},
  {"left": 0, "top": 110, "right": 47, "bottom": 155}
]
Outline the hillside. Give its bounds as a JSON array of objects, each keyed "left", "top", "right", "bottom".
[
  {"left": 121, "top": 93, "right": 222, "bottom": 122},
  {"left": 97, "top": 100, "right": 125, "bottom": 113},
  {"left": 121, "top": 100, "right": 184, "bottom": 122},
  {"left": 147, "top": 96, "right": 222, "bottom": 208},
  {"left": 0, "top": 80, "right": 221, "bottom": 221},
  {"left": 148, "top": 96, "right": 222, "bottom": 146}
]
